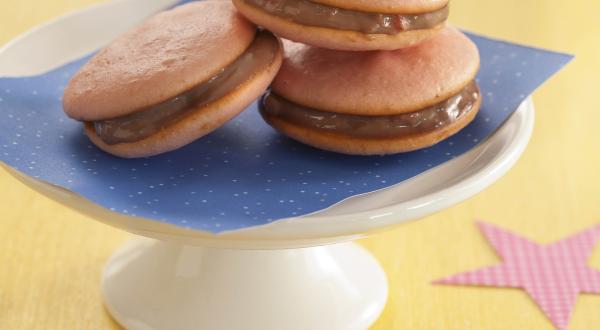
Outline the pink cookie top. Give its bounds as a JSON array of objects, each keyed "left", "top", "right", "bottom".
[
  {"left": 272, "top": 26, "right": 480, "bottom": 115},
  {"left": 311, "top": 0, "right": 448, "bottom": 14},
  {"left": 64, "top": 1, "right": 256, "bottom": 121}
]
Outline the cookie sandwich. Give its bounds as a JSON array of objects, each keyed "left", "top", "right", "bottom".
[
  {"left": 233, "top": 0, "right": 449, "bottom": 51},
  {"left": 260, "top": 26, "right": 481, "bottom": 155},
  {"left": 63, "top": 1, "right": 283, "bottom": 158}
]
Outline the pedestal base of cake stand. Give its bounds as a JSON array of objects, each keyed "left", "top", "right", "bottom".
[{"left": 102, "top": 238, "right": 388, "bottom": 330}]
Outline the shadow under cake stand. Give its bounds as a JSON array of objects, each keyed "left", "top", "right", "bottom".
[{"left": 0, "top": 0, "right": 535, "bottom": 329}]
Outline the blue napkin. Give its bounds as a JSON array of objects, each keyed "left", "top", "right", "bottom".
[{"left": 0, "top": 30, "right": 571, "bottom": 233}]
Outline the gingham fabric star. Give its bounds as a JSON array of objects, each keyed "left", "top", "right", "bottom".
[{"left": 435, "top": 222, "right": 600, "bottom": 330}]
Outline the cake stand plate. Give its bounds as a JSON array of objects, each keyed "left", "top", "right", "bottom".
[{"left": 0, "top": 0, "right": 535, "bottom": 329}]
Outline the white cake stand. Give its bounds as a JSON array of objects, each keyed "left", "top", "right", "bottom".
[{"left": 0, "top": 1, "right": 535, "bottom": 329}]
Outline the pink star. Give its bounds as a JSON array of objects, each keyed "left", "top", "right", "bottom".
[{"left": 434, "top": 222, "right": 600, "bottom": 330}]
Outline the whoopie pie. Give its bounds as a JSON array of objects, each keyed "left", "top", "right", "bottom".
[
  {"left": 63, "top": 1, "right": 283, "bottom": 158},
  {"left": 260, "top": 26, "right": 481, "bottom": 155},
  {"left": 233, "top": 0, "right": 449, "bottom": 51}
]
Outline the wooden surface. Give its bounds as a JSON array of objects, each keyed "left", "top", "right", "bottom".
[{"left": 1, "top": 0, "right": 599, "bottom": 329}]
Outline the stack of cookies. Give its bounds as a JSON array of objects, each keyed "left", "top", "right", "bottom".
[
  {"left": 63, "top": 0, "right": 481, "bottom": 158},
  {"left": 236, "top": 0, "right": 482, "bottom": 155}
]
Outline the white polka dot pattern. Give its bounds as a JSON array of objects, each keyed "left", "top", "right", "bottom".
[{"left": 0, "top": 33, "right": 572, "bottom": 233}]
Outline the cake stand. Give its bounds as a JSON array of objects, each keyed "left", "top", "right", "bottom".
[{"left": 0, "top": 0, "right": 535, "bottom": 329}]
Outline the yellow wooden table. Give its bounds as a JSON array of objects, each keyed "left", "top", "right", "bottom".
[{"left": 1, "top": 1, "right": 599, "bottom": 329}]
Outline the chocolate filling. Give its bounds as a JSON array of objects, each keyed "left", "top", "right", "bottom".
[
  {"left": 260, "top": 81, "right": 480, "bottom": 139},
  {"left": 92, "top": 31, "right": 279, "bottom": 145},
  {"left": 244, "top": 0, "right": 448, "bottom": 34}
]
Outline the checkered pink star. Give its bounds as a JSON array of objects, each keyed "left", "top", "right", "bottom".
[{"left": 434, "top": 222, "right": 600, "bottom": 330}]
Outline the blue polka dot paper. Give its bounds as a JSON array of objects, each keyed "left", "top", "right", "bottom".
[{"left": 0, "top": 33, "right": 571, "bottom": 233}]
